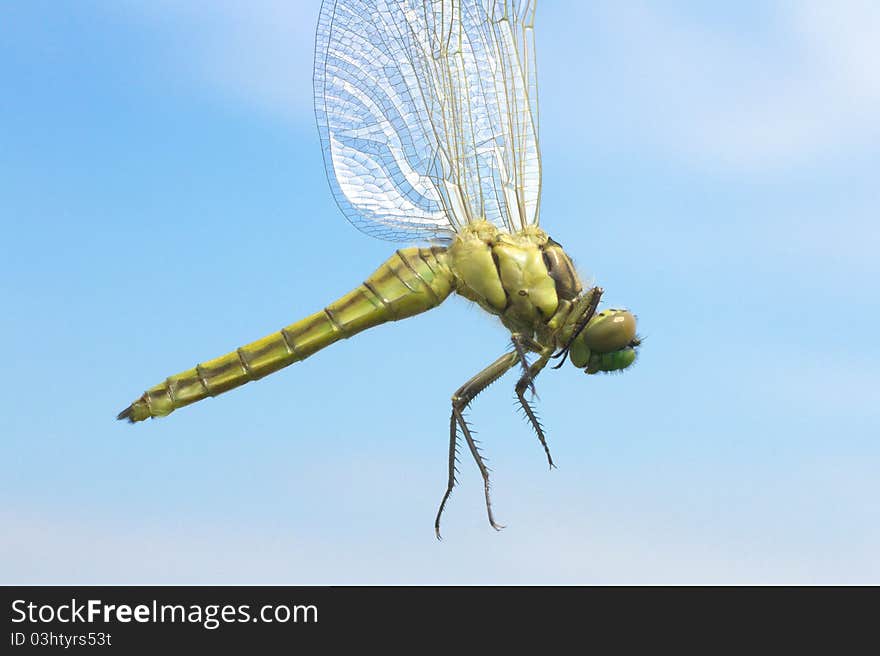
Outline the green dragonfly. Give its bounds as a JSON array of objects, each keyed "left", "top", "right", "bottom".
[{"left": 119, "top": 0, "right": 641, "bottom": 536}]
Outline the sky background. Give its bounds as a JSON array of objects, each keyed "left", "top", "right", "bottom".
[{"left": 1, "top": 0, "right": 878, "bottom": 584}]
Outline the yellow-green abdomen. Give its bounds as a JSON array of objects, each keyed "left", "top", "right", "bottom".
[{"left": 118, "top": 247, "right": 453, "bottom": 422}]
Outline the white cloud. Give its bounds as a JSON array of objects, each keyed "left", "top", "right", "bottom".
[
  {"left": 580, "top": 0, "right": 880, "bottom": 170},
  {"left": 112, "top": 0, "right": 318, "bottom": 122},
  {"left": 3, "top": 502, "right": 862, "bottom": 584},
  {"left": 109, "top": 1, "right": 880, "bottom": 171}
]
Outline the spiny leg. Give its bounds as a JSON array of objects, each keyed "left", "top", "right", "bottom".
[
  {"left": 454, "top": 405, "right": 502, "bottom": 531},
  {"left": 434, "top": 412, "right": 461, "bottom": 540},
  {"left": 435, "top": 351, "right": 520, "bottom": 539},
  {"left": 514, "top": 348, "right": 555, "bottom": 469},
  {"left": 511, "top": 333, "right": 542, "bottom": 396}
]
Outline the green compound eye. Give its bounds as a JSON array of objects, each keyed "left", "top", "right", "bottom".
[
  {"left": 569, "top": 309, "right": 639, "bottom": 373},
  {"left": 580, "top": 309, "right": 636, "bottom": 353},
  {"left": 585, "top": 346, "right": 637, "bottom": 374}
]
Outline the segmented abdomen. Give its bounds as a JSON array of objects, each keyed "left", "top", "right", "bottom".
[{"left": 118, "top": 247, "right": 453, "bottom": 422}]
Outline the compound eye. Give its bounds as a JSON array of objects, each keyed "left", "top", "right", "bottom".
[{"left": 581, "top": 309, "right": 636, "bottom": 353}]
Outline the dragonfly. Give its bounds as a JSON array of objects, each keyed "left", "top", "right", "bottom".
[{"left": 118, "top": 0, "right": 641, "bottom": 536}]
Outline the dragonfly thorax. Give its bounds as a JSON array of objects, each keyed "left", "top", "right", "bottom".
[{"left": 447, "top": 221, "right": 583, "bottom": 337}]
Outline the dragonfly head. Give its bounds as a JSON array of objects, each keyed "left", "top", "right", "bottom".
[{"left": 569, "top": 309, "right": 640, "bottom": 374}]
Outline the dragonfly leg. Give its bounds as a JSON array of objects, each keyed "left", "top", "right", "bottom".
[
  {"left": 511, "top": 334, "right": 541, "bottom": 397},
  {"left": 434, "top": 351, "right": 520, "bottom": 539},
  {"left": 434, "top": 411, "right": 461, "bottom": 540},
  {"left": 514, "top": 348, "right": 556, "bottom": 469}
]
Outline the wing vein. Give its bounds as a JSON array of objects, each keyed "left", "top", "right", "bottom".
[{"left": 314, "top": 0, "right": 543, "bottom": 242}]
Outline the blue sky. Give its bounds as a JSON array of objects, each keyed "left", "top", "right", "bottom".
[{"left": 1, "top": 0, "right": 878, "bottom": 583}]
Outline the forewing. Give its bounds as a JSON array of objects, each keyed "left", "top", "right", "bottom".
[{"left": 315, "top": 0, "right": 542, "bottom": 242}]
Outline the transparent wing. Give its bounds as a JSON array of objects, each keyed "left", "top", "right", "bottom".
[{"left": 315, "top": 0, "right": 541, "bottom": 242}]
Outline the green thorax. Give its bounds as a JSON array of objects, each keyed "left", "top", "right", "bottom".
[{"left": 446, "top": 221, "right": 583, "bottom": 338}]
